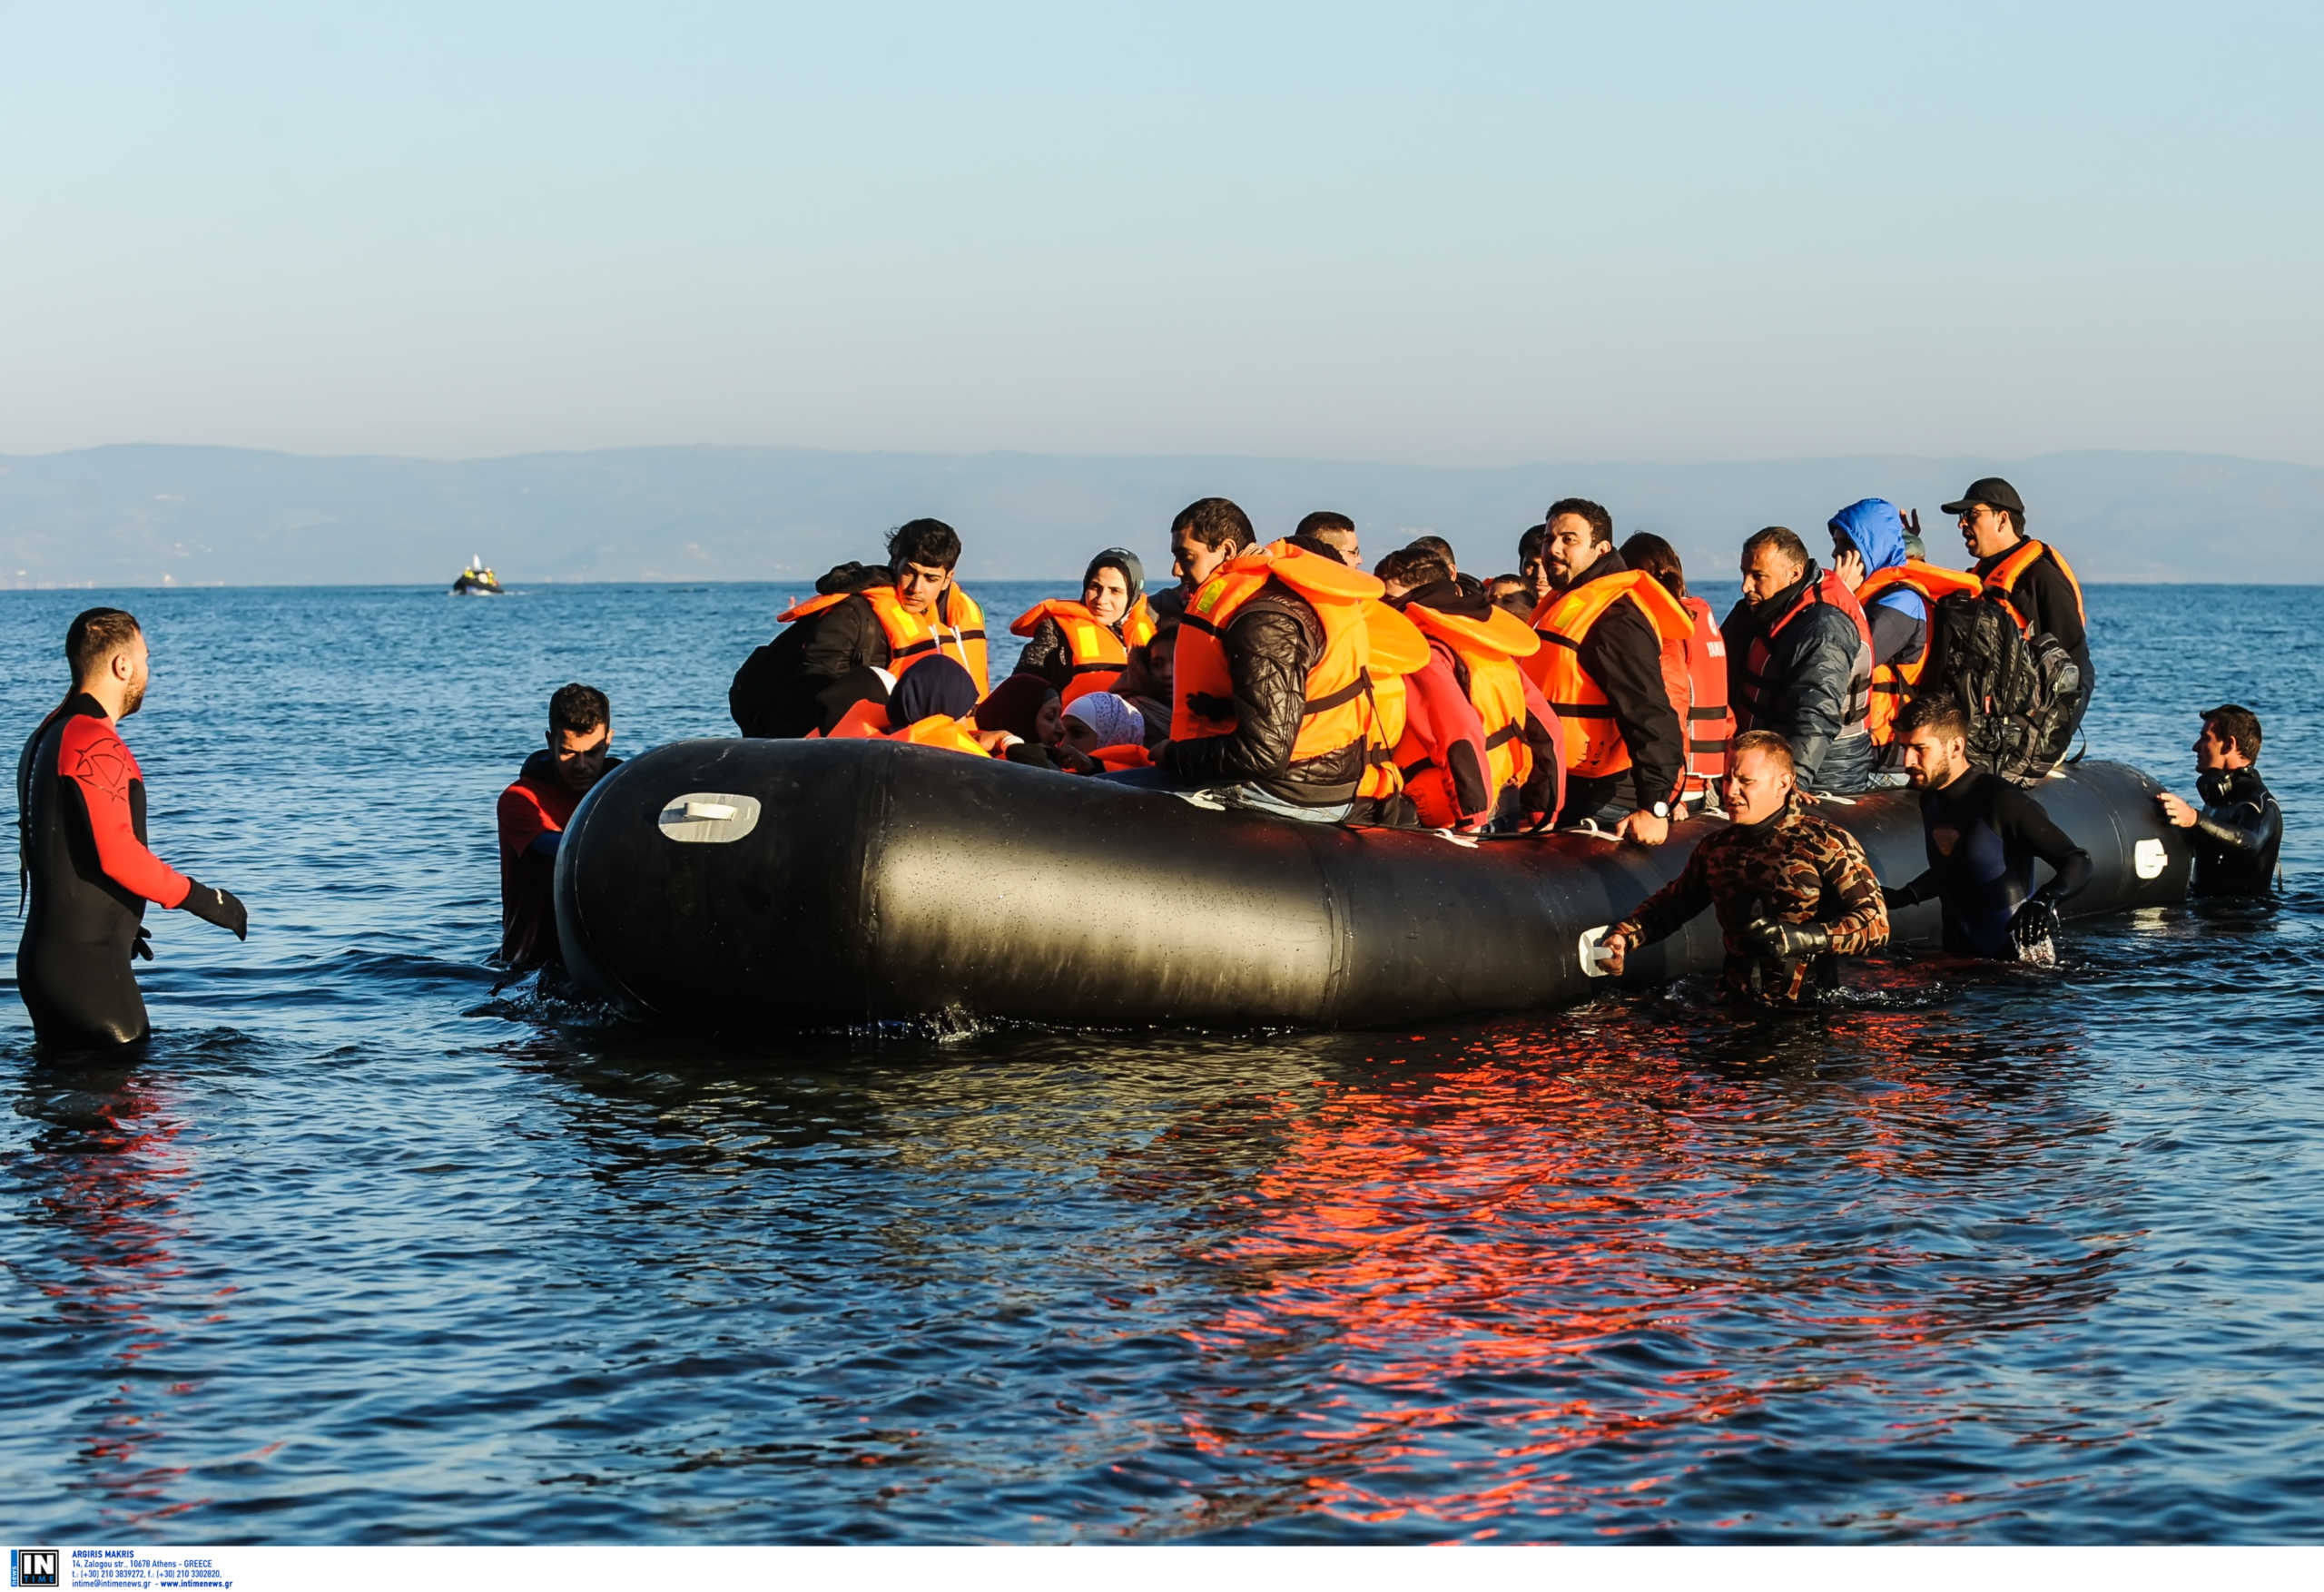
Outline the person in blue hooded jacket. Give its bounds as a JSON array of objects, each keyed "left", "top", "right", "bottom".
[{"left": 1827, "top": 498, "right": 1925, "bottom": 675}]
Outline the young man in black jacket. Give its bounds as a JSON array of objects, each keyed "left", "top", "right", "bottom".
[
  {"left": 1721, "top": 526, "right": 1876, "bottom": 794},
  {"left": 2158, "top": 703, "right": 2283, "bottom": 897}
]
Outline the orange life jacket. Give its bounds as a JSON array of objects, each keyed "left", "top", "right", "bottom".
[
  {"left": 1523, "top": 571, "right": 1696, "bottom": 781},
  {"left": 1856, "top": 559, "right": 1984, "bottom": 744},
  {"left": 776, "top": 590, "right": 852, "bottom": 624},
  {"left": 1009, "top": 597, "right": 1157, "bottom": 707},
  {"left": 1356, "top": 600, "right": 1431, "bottom": 801},
  {"left": 1981, "top": 537, "right": 2086, "bottom": 632},
  {"left": 1091, "top": 743, "right": 1152, "bottom": 772},
  {"left": 889, "top": 714, "right": 991, "bottom": 756},
  {"left": 1670, "top": 595, "right": 1734, "bottom": 796},
  {"left": 1396, "top": 600, "right": 1539, "bottom": 825},
  {"left": 1734, "top": 570, "right": 1875, "bottom": 736},
  {"left": 819, "top": 698, "right": 892, "bottom": 740},
  {"left": 862, "top": 585, "right": 990, "bottom": 694},
  {"left": 1174, "top": 542, "right": 1390, "bottom": 773}
]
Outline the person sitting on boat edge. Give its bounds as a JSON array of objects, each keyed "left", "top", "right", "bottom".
[
  {"left": 1881, "top": 693, "right": 2092, "bottom": 960},
  {"left": 1721, "top": 526, "right": 1877, "bottom": 796},
  {"left": 1521, "top": 497, "right": 1689, "bottom": 842},
  {"left": 1009, "top": 548, "right": 1155, "bottom": 704},
  {"left": 1597, "top": 731, "right": 1890, "bottom": 1006},
  {"left": 1949, "top": 476, "right": 2093, "bottom": 734},
  {"left": 2157, "top": 703, "right": 2283, "bottom": 898},
  {"left": 742, "top": 519, "right": 990, "bottom": 737},
  {"left": 1103, "top": 499, "right": 1394, "bottom": 824},
  {"left": 498, "top": 683, "right": 618, "bottom": 974},
  {"left": 1059, "top": 692, "right": 1149, "bottom": 771},
  {"left": 729, "top": 560, "right": 891, "bottom": 738}
]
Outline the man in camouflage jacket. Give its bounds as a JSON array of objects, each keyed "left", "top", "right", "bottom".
[{"left": 1600, "top": 731, "right": 1888, "bottom": 1004}]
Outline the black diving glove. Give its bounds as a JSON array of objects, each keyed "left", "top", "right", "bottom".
[
  {"left": 1743, "top": 917, "right": 1830, "bottom": 960},
  {"left": 182, "top": 881, "right": 249, "bottom": 940},
  {"left": 2008, "top": 889, "right": 2062, "bottom": 955},
  {"left": 1880, "top": 882, "right": 1917, "bottom": 911},
  {"left": 132, "top": 927, "right": 153, "bottom": 962}
]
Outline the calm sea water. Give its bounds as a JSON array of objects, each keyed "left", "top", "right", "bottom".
[{"left": 2, "top": 578, "right": 2317, "bottom": 1544}]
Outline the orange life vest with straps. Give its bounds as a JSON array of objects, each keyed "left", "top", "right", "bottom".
[
  {"left": 1981, "top": 537, "right": 2086, "bottom": 631},
  {"left": 1009, "top": 596, "right": 1157, "bottom": 707},
  {"left": 1355, "top": 600, "right": 1432, "bottom": 801},
  {"left": 864, "top": 585, "right": 989, "bottom": 694},
  {"left": 1396, "top": 599, "right": 1540, "bottom": 825},
  {"left": 1174, "top": 541, "right": 1393, "bottom": 772},
  {"left": 1734, "top": 569, "right": 1875, "bottom": 736},
  {"left": 1666, "top": 594, "right": 1734, "bottom": 797},
  {"left": 1856, "top": 559, "right": 1984, "bottom": 744},
  {"left": 810, "top": 699, "right": 990, "bottom": 756},
  {"left": 1523, "top": 572, "right": 1697, "bottom": 781}
]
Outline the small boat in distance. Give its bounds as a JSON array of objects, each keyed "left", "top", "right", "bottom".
[{"left": 451, "top": 555, "right": 505, "bottom": 596}]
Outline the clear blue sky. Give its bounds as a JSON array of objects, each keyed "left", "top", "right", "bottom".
[{"left": 4, "top": 2, "right": 2319, "bottom": 465}]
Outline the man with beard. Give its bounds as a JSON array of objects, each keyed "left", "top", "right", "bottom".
[
  {"left": 16, "top": 608, "right": 249, "bottom": 1046},
  {"left": 1880, "top": 693, "right": 2092, "bottom": 959}
]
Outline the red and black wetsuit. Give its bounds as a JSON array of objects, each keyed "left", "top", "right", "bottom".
[
  {"left": 16, "top": 693, "right": 195, "bottom": 1046},
  {"left": 497, "top": 750, "right": 617, "bottom": 970}
]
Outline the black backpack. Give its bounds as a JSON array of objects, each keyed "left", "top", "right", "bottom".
[{"left": 1925, "top": 592, "right": 2083, "bottom": 784}]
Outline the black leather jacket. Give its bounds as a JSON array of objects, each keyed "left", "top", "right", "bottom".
[
  {"left": 1161, "top": 583, "right": 1365, "bottom": 807},
  {"left": 1722, "top": 562, "right": 1875, "bottom": 793}
]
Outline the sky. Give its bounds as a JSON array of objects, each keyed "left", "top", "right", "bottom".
[{"left": 4, "top": 2, "right": 2320, "bottom": 467}]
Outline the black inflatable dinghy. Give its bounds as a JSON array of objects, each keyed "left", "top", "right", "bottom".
[{"left": 555, "top": 738, "right": 2190, "bottom": 1030}]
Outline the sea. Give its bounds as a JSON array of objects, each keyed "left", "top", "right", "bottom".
[{"left": 1, "top": 579, "right": 2317, "bottom": 1544}]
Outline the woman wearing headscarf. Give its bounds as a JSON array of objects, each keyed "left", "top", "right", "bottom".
[
  {"left": 970, "top": 674, "right": 1096, "bottom": 771},
  {"left": 1059, "top": 692, "right": 1149, "bottom": 771},
  {"left": 1009, "top": 549, "right": 1156, "bottom": 704},
  {"left": 819, "top": 657, "right": 997, "bottom": 755}
]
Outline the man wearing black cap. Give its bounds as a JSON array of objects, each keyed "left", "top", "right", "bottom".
[{"left": 1945, "top": 476, "right": 2093, "bottom": 722}]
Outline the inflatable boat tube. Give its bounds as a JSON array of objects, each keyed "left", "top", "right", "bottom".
[{"left": 555, "top": 740, "right": 2191, "bottom": 1031}]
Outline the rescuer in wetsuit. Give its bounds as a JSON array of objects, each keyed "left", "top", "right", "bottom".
[
  {"left": 2157, "top": 703, "right": 2283, "bottom": 898},
  {"left": 16, "top": 608, "right": 249, "bottom": 1047},
  {"left": 1880, "top": 692, "right": 2093, "bottom": 959},
  {"left": 1598, "top": 731, "right": 1890, "bottom": 1005},
  {"left": 497, "top": 683, "right": 619, "bottom": 972}
]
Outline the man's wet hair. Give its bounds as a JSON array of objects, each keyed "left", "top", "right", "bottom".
[
  {"left": 1898, "top": 691, "right": 1968, "bottom": 741},
  {"left": 1619, "top": 532, "right": 1686, "bottom": 600},
  {"left": 887, "top": 518, "right": 962, "bottom": 573},
  {"left": 1375, "top": 546, "right": 1454, "bottom": 592},
  {"left": 549, "top": 683, "right": 611, "bottom": 738},
  {"left": 1295, "top": 510, "right": 1354, "bottom": 540},
  {"left": 65, "top": 608, "right": 143, "bottom": 681},
  {"left": 1729, "top": 728, "right": 1796, "bottom": 774},
  {"left": 1545, "top": 498, "right": 1614, "bottom": 547},
  {"left": 1742, "top": 526, "right": 1810, "bottom": 568},
  {"left": 1518, "top": 523, "right": 1548, "bottom": 565},
  {"left": 2202, "top": 703, "right": 2263, "bottom": 762},
  {"left": 1405, "top": 535, "right": 1457, "bottom": 567},
  {"left": 1171, "top": 496, "right": 1256, "bottom": 554}
]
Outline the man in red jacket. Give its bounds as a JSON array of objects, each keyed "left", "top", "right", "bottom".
[{"left": 497, "top": 683, "right": 618, "bottom": 972}]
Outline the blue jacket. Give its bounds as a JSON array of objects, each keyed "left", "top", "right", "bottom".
[{"left": 1828, "top": 499, "right": 1924, "bottom": 624}]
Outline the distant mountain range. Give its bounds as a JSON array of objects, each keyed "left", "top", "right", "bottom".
[{"left": 0, "top": 444, "right": 2313, "bottom": 588}]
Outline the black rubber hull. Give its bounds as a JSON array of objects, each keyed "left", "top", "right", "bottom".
[{"left": 556, "top": 740, "right": 2191, "bottom": 1030}]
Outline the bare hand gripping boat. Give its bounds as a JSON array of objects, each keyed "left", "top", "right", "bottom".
[{"left": 555, "top": 738, "right": 2191, "bottom": 1030}]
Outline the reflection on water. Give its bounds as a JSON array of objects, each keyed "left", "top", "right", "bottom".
[{"left": 2, "top": 583, "right": 2320, "bottom": 1541}]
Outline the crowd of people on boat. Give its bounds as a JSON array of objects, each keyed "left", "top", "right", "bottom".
[
  {"left": 473, "top": 474, "right": 2284, "bottom": 1010},
  {"left": 4, "top": 473, "right": 2290, "bottom": 1047}
]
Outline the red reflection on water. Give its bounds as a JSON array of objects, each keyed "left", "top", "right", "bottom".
[
  {"left": 1152, "top": 1000, "right": 2022, "bottom": 1535},
  {"left": 25, "top": 1064, "right": 214, "bottom": 1526}
]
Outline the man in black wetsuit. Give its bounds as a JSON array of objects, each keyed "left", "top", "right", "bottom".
[
  {"left": 17, "top": 608, "right": 249, "bottom": 1047},
  {"left": 1880, "top": 693, "right": 2092, "bottom": 960},
  {"left": 2157, "top": 704, "right": 2282, "bottom": 897}
]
